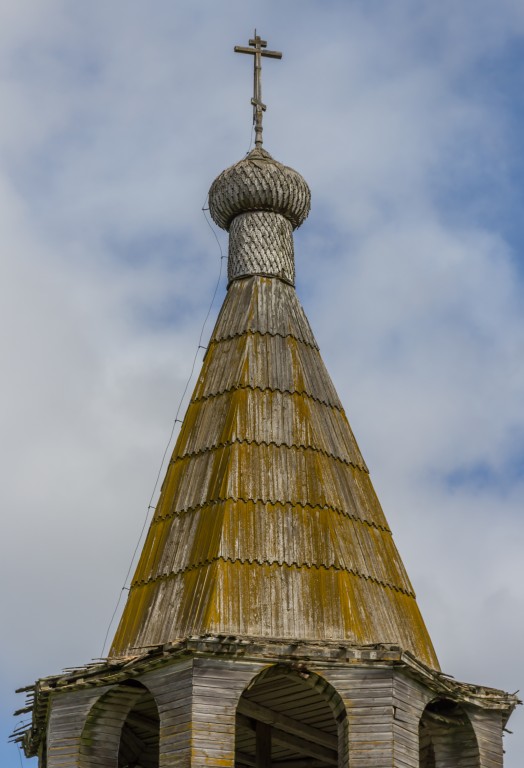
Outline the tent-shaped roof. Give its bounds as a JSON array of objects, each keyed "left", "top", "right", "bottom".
[{"left": 110, "top": 149, "right": 439, "bottom": 670}]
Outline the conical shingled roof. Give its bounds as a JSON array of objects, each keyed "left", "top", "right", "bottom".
[{"left": 110, "top": 149, "right": 439, "bottom": 670}]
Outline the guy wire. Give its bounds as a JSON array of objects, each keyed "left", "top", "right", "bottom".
[{"left": 100, "top": 195, "right": 225, "bottom": 658}]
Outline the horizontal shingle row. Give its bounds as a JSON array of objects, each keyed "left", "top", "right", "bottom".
[
  {"left": 131, "top": 499, "right": 410, "bottom": 592},
  {"left": 173, "top": 388, "right": 366, "bottom": 469},
  {"left": 111, "top": 274, "right": 439, "bottom": 670}
]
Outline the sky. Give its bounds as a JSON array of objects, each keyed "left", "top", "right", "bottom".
[{"left": 1, "top": 0, "right": 524, "bottom": 765}]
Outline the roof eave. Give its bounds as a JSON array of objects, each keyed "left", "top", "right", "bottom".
[{"left": 14, "top": 635, "right": 520, "bottom": 758}]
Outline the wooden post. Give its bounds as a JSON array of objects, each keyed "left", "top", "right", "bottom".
[{"left": 256, "top": 721, "right": 272, "bottom": 768}]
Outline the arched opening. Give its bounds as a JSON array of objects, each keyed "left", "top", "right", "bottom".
[
  {"left": 419, "top": 698, "right": 480, "bottom": 768},
  {"left": 80, "top": 680, "right": 159, "bottom": 768},
  {"left": 235, "top": 665, "right": 345, "bottom": 768},
  {"left": 118, "top": 682, "right": 159, "bottom": 768}
]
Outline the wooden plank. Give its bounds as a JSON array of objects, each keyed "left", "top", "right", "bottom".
[
  {"left": 239, "top": 715, "right": 337, "bottom": 765},
  {"left": 271, "top": 729, "right": 337, "bottom": 764},
  {"left": 237, "top": 699, "right": 337, "bottom": 750},
  {"left": 237, "top": 752, "right": 325, "bottom": 768}
]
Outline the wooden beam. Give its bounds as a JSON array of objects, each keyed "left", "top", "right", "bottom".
[
  {"left": 125, "top": 711, "right": 159, "bottom": 732},
  {"left": 120, "top": 723, "right": 148, "bottom": 760},
  {"left": 236, "top": 751, "right": 256, "bottom": 768},
  {"left": 272, "top": 761, "right": 326, "bottom": 768},
  {"left": 425, "top": 710, "right": 466, "bottom": 728},
  {"left": 271, "top": 729, "right": 337, "bottom": 764},
  {"left": 237, "top": 699, "right": 337, "bottom": 750},
  {"left": 237, "top": 712, "right": 337, "bottom": 765},
  {"left": 237, "top": 749, "right": 326, "bottom": 768}
]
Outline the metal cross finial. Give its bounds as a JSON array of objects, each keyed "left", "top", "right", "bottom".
[{"left": 234, "top": 31, "right": 282, "bottom": 148}]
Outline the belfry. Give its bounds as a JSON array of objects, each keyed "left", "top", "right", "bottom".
[{"left": 15, "top": 33, "right": 517, "bottom": 768}]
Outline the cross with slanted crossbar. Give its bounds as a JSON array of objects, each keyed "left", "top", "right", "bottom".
[{"left": 234, "top": 31, "right": 282, "bottom": 149}]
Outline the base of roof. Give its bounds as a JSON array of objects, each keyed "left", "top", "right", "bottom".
[{"left": 14, "top": 633, "right": 519, "bottom": 759}]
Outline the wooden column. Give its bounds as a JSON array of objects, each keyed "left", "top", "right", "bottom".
[
  {"left": 141, "top": 660, "right": 194, "bottom": 768},
  {"left": 255, "top": 721, "right": 272, "bottom": 768},
  {"left": 47, "top": 687, "right": 111, "bottom": 768},
  {"left": 191, "top": 657, "right": 267, "bottom": 768},
  {"left": 392, "top": 670, "right": 433, "bottom": 768},
  {"left": 466, "top": 707, "right": 504, "bottom": 768},
  {"left": 322, "top": 666, "right": 395, "bottom": 768}
]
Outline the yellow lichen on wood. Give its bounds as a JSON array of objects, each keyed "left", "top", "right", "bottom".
[{"left": 110, "top": 275, "right": 439, "bottom": 671}]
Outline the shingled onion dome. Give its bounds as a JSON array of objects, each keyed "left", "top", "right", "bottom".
[{"left": 208, "top": 147, "right": 311, "bottom": 285}]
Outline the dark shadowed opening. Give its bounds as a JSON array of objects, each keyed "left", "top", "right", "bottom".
[
  {"left": 80, "top": 680, "right": 159, "bottom": 768},
  {"left": 235, "top": 665, "right": 346, "bottom": 768},
  {"left": 419, "top": 698, "right": 479, "bottom": 768},
  {"left": 118, "top": 682, "right": 159, "bottom": 768}
]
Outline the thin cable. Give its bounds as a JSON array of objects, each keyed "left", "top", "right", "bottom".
[
  {"left": 100, "top": 197, "right": 225, "bottom": 658},
  {"left": 247, "top": 123, "right": 255, "bottom": 154}
]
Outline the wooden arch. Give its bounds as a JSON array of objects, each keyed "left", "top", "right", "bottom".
[
  {"left": 235, "top": 664, "right": 347, "bottom": 768},
  {"left": 419, "top": 697, "right": 480, "bottom": 768},
  {"left": 79, "top": 680, "right": 159, "bottom": 768}
]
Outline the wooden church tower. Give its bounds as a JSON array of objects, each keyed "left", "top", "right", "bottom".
[{"left": 15, "top": 33, "right": 517, "bottom": 768}]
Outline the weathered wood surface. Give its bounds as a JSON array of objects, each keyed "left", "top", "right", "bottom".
[
  {"left": 110, "top": 265, "right": 438, "bottom": 669},
  {"left": 35, "top": 646, "right": 516, "bottom": 767},
  {"left": 322, "top": 666, "right": 394, "bottom": 768},
  {"left": 237, "top": 698, "right": 338, "bottom": 749},
  {"left": 142, "top": 659, "right": 194, "bottom": 768},
  {"left": 191, "top": 657, "right": 266, "bottom": 768},
  {"left": 392, "top": 671, "right": 432, "bottom": 768},
  {"left": 47, "top": 686, "right": 110, "bottom": 768},
  {"left": 467, "top": 707, "right": 505, "bottom": 768},
  {"left": 79, "top": 684, "right": 149, "bottom": 768}
]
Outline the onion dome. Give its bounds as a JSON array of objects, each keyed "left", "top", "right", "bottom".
[
  {"left": 208, "top": 147, "right": 311, "bottom": 231},
  {"left": 208, "top": 148, "right": 311, "bottom": 286}
]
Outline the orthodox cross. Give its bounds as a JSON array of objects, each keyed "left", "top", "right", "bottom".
[{"left": 234, "top": 31, "right": 282, "bottom": 149}]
